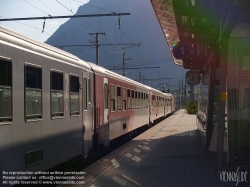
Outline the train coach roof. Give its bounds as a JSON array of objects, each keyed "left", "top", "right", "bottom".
[
  {"left": 88, "top": 62, "right": 152, "bottom": 90},
  {"left": 0, "top": 25, "right": 92, "bottom": 71},
  {"left": 0, "top": 26, "right": 172, "bottom": 95},
  {"left": 150, "top": 87, "right": 166, "bottom": 95},
  {"left": 88, "top": 62, "right": 167, "bottom": 94},
  {"left": 163, "top": 93, "right": 171, "bottom": 98}
]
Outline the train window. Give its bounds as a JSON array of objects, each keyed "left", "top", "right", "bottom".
[
  {"left": 83, "top": 78, "right": 87, "bottom": 110},
  {"left": 0, "top": 58, "right": 12, "bottom": 124},
  {"left": 51, "top": 71, "right": 64, "bottom": 118},
  {"left": 135, "top": 91, "right": 138, "bottom": 109},
  {"left": 110, "top": 85, "right": 115, "bottom": 112},
  {"left": 70, "top": 75, "right": 79, "bottom": 116},
  {"left": 117, "top": 86, "right": 121, "bottom": 111},
  {"left": 137, "top": 91, "right": 140, "bottom": 109},
  {"left": 141, "top": 93, "right": 143, "bottom": 107},
  {"left": 132, "top": 90, "right": 134, "bottom": 110},
  {"left": 141, "top": 92, "right": 143, "bottom": 108},
  {"left": 127, "top": 89, "right": 130, "bottom": 110},
  {"left": 144, "top": 93, "right": 146, "bottom": 108},
  {"left": 104, "top": 83, "right": 108, "bottom": 110},
  {"left": 142, "top": 93, "right": 145, "bottom": 108},
  {"left": 122, "top": 88, "right": 126, "bottom": 111},
  {"left": 88, "top": 79, "right": 91, "bottom": 103},
  {"left": 25, "top": 65, "right": 42, "bottom": 121},
  {"left": 142, "top": 93, "right": 144, "bottom": 108},
  {"left": 143, "top": 93, "right": 144, "bottom": 106},
  {"left": 138, "top": 92, "right": 140, "bottom": 108}
]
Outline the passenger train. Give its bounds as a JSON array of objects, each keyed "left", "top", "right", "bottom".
[{"left": 0, "top": 25, "right": 175, "bottom": 178}]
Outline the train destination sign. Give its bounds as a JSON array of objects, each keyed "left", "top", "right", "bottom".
[
  {"left": 194, "top": 43, "right": 208, "bottom": 58},
  {"left": 172, "top": 42, "right": 209, "bottom": 59},
  {"left": 172, "top": 42, "right": 190, "bottom": 59}
]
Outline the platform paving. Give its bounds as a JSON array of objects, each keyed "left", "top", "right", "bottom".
[{"left": 63, "top": 109, "right": 249, "bottom": 187}]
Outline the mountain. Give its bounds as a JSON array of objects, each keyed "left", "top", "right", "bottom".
[{"left": 46, "top": 0, "right": 186, "bottom": 91}]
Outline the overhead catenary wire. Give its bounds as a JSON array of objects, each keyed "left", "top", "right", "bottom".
[
  {"left": 107, "top": 58, "right": 174, "bottom": 69},
  {"left": 73, "top": 0, "right": 116, "bottom": 13},
  {"left": 56, "top": 0, "right": 94, "bottom": 33},
  {"left": 22, "top": 1, "right": 157, "bottom": 73},
  {"left": 2, "top": 0, "right": 170, "bottom": 84},
  {"left": 108, "top": 66, "right": 160, "bottom": 70},
  {"left": 0, "top": 16, "right": 55, "bottom": 39},
  {"left": 98, "top": 10, "right": 102, "bottom": 32},
  {"left": 102, "top": 33, "right": 144, "bottom": 65},
  {"left": 122, "top": 29, "right": 145, "bottom": 62},
  {"left": 39, "top": 0, "right": 60, "bottom": 15},
  {"left": 118, "top": 55, "right": 173, "bottom": 66},
  {"left": 39, "top": 0, "right": 124, "bottom": 36},
  {"left": 57, "top": 0, "right": 147, "bottom": 66},
  {"left": 70, "top": 0, "right": 72, "bottom": 11},
  {"left": 57, "top": 2, "right": 172, "bottom": 82},
  {"left": 23, "top": 0, "right": 52, "bottom": 17},
  {"left": 55, "top": 0, "right": 135, "bottom": 60},
  {"left": 101, "top": 47, "right": 123, "bottom": 54},
  {"left": 124, "top": 56, "right": 173, "bottom": 65},
  {"left": 64, "top": 46, "right": 93, "bottom": 52},
  {"left": 71, "top": 0, "right": 143, "bottom": 61},
  {"left": 0, "top": 1, "right": 87, "bottom": 44},
  {"left": 52, "top": 1, "right": 134, "bottom": 64},
  {"left": 53, "top": 43, "right": 140, "bottom": 48},
  {"left": 19, "top": 0, "right": 95, "bottom": 36}
]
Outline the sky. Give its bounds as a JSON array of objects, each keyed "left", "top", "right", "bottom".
[
  {"left": 0, "top": 0, "right": 89, "bottom": 42},
  {"left": 0, "top": 0, "right": 186, "bottom": 88}
]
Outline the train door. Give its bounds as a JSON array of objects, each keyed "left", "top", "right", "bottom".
[
  {"left": 103, "top": 78, "right": 110, "bottom": 146},
  {"left": 82, "top": 70, "right": 94, "bottom": 157}
]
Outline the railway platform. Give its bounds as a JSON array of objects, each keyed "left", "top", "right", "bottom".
[{"left": 63, "top": 109, "right": 249, "bottom": 187}]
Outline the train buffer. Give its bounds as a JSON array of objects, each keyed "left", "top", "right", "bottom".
[{"left": 61, "top": 109, "right": 249, "bottom": 187}]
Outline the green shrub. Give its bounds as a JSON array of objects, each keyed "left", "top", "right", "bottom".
[{"left": 185, "top": 100, "right": 198, "bottom": 114}]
